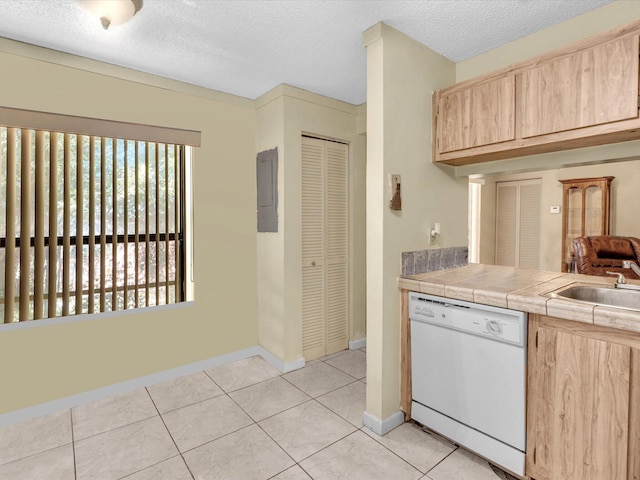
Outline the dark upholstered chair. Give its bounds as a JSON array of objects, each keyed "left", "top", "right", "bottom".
[{"left": 572, "top": 236, "right": 640, "bottom": 279}]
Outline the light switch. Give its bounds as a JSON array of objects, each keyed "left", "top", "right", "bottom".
[
  {"left": 389, "top": 174, "right": 401, "bottom": 211},
  {"left": 389, "top": 174, "right": 401, "bottom": 196},
  {"left": 550, "top": 205, "right": 561, "bottom": 214}
]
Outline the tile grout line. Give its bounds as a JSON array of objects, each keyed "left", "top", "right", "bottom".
[
  {"left": 288, "top": 428, "right": 361, "bottom": 467},
  {"left": 209, "top": 388, "right": 302, "bottom": 478},
  {"left": 220, "top": 360, "right": 365, "bottom": 478},
  {"left": 277, "top": 375, "right": 365, "bottom": 426},
  {"left": 358, "top": 422, "right": 451, "bottom": 477},
  {"left": 253, "top": 417, "right": 301, "bottom": 477},
  {"left": 0, "top": 419, "right": 76, "bottom": 470},
  {"left": 262, "top": 425, "right": 364, "bottom": 478},
  {"left": 169, "top": 388, "right": 286, "bottom": 458},
  {"left": 0, "top": 442, "right": 75, "bottom": 469},
  {"left": 70, "top": 408, "right": 77, "bottom": 480},
  {"left": 422, "top": 440, "right": 460, "bottom": 475},
  {"left": 279, "top": 367, "right": 363, "bottom": 399},
  {"left": 224, "top": 381, "right": 302, "bottom": 441},
  {"left": 296, "top": 462, "right": 316, "bottom": 480},
  {"left": 210, "top": 365, "right": 316, "bottom": 424},
  {"left": 116, "top": 454, "right": 187, "bottom": 480},
  {"left": 202, "top": 366, "right": 280, "bottom": 395},
  {"left": 2, "top": 352, "right": 369, "bottom": 478},
  {"left": 276, "top": 357, "right": 367, "bottom": 431},
  {"left": 71, "top": 412, "right": 159, "bottom": 443},
  {"left": 144, "top": 386, "right": 197, "bottom": 480}
]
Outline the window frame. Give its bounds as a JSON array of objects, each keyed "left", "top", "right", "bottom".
[{"left": 0, "top": 107, "right": 199, "bottom": 326}]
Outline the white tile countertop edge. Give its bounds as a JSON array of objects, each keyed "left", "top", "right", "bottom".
[{"left": 399, "top": 264, "right": 640, "bottom": 332}]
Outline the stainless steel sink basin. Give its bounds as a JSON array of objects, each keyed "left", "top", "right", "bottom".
[{"left": 546, "top": 284, "right": 640, "bottom": 310}]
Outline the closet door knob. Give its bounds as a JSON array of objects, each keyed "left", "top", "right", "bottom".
[{"left": 311, "top": 261, "right": 316, "bottom": 266}]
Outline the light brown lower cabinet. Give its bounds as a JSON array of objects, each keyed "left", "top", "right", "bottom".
[{"left": 526, "top": 314, "right": 640, "bottom": 480}]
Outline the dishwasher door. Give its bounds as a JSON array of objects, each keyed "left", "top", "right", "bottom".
[
  {"left": 410, "top": 293, "right": 527, "bottom": 454},
  {"left": 412, "top": 316, "right": 526, "bottom": 450}
]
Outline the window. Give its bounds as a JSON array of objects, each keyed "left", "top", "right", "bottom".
[{"left": 0, "top": 107, "right": 200, "bottom": 323}]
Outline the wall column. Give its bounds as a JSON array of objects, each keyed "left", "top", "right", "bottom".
[{"left": 362, "top": 23, "right": 466, "bottom": 434}]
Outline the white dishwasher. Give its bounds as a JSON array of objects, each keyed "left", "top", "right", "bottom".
[{"left": 410, "top": 292, "right": 527, "bottom": 477}]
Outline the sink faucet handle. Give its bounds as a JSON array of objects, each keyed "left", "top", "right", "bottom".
[
  {"left": 606, "top": 271, "right": 627, "bottom": 284},
  {"left": 622, "top": 260, "right": 640, "bottom": 277}
]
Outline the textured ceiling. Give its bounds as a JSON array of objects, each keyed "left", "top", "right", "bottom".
[{"left": 0, "top": 0, "right": 614, "bottom": 105}]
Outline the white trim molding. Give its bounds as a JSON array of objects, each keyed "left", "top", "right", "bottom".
[
  {"left": 362, "top": 410, "right": 405, "bottom": 436},
  {"left": 0, "top": 345, "right": 298, "bottom": 428},
  {"left": 256, "top": 347, "right": 305, "bottom": 373},
  {"left": 349, "top": 338, "right": 366, "bottom": 350}
]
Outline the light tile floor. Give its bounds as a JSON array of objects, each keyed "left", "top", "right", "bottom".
[{"left": 0, "top": 348, "right": 516, "bottom": 480}]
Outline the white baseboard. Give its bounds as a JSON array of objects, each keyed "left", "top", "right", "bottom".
[
  {"left": 0, "top": 345, "right": 294, "bottom": 428},
  {"left": 256, "top": 347, "right": 305, "bottom": 373},
  {"left": 362, "top": 410, "right": 405, "bottom": 436},
  {"left": 349, "top": 338, "right": 366, "bottom": 350}
]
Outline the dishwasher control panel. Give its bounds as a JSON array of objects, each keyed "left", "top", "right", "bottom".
[{"left": 409, "top": 292, "right": 526, "bottom": 346}]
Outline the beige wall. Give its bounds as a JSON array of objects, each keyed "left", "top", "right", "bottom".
[
  {"left": 256, "top": 94, "right": 287, "bottom": 360},
  {"left": 364, "top": 23, "right": 467, "bottom": 424},
  {"left": 457, "top": 0, "right": 640, "bottom": 82},
  {"left": 0, "top": 44, "right": 258, "bottom": 415},
  {"left": 255, "top": 86, "right": 366, "bottom": 364}
]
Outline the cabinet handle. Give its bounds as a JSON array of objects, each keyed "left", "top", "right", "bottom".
[{"left": 311, "top": 261, "right": 316, "bottom": 266}]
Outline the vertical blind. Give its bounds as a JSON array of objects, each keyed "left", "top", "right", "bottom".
[{"left": 0, "top": 126, "right": 187, "bottom": 323}]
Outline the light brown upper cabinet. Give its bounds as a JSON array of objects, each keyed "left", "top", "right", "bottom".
[
  {"left": 433, "top": 20, "right": 640, "bottom": 166},
  {"left": 437, "top": 75, "right": 515, "bottom": 153},
  {"left": 521, "top": 35, "right": 639, "bottom": 138}
]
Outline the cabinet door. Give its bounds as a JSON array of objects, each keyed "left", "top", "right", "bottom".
[
  {"left": 527, "top": 323, "right": 630, "bottom": 480},
  {"left": 521, "top": 35, "right": 639, "bottom": 138},
  {"left": 437, "top": 75, "right": 515, "bottom": 153}
]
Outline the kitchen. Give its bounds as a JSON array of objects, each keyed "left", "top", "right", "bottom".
[
  {"left": 394, "top": 4, "right": 640, "bottom": 479},
  {"left": 1, "top": 1, "right": 640, "bottom": 479},
  {"left": 367, "top": 0, "right": 640, "bottom": 436}
]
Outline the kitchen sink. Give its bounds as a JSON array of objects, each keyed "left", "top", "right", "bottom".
[{"left": 545, "top": 284, "right": 640, "bottom": 311}]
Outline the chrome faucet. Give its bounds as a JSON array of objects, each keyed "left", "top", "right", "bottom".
[
  {"left": 623, "top": 260, "right": 640, "bottom": 277},
  {"left": 606, "top": 262, "right": 640, "bottom": 291},
  {"left": 606, "top": 271, "right": 626, "bottom": 285}
]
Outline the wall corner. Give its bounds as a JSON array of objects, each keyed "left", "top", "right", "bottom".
[{"left": 362, "top": 22, "right": 384, "bottom": 47}]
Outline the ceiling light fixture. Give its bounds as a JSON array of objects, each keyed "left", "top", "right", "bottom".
[{"left": 79, "top": 0, "right": 143, "bottom": 30}]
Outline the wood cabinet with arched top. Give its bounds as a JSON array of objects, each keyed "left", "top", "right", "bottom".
[{"left": 560, "top": 176, "right": 614, "bottom": 272}]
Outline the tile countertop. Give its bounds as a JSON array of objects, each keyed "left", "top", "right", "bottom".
[{"left": 399, "top": 263, "right": 640, "bottom": 334}]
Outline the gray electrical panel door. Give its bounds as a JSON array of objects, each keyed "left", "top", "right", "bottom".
[{"left": 257, "top": 148, "right": 278, "bottom": 232}]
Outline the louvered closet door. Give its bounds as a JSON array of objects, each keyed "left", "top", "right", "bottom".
[
  {"left": 518, "top": 181, "right": 541, "bottom": 269},
  {"left": 495, "top": 182, "right": 518, "bottom": 267},
  {"left": 301, "top": 137, "right": 349, "bottom": 360},
  {"left": 302, "top": 138, "right": 326, "bottom": 360},
  {"left": 325, "top": 142, "right": 349, "bottom": 356},
  {"left": 495, "top": 179, "right": 541, "bottom": 269}
]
